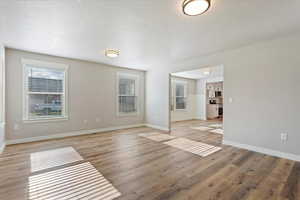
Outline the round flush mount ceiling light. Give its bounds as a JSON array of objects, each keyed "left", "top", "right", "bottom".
[
  {"left": 203, "top": 71, "right": 210, "bottom": 75},
  {"left": 183, "top": 0, "right": 210, "bottom": 16},
  {"left": 105, "top": 49, "right": 120, "bottom": 58}
]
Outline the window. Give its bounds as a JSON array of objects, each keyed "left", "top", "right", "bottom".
[
  {"left": 23, "top": 59, "right": 68, "bottom": 121},
  {"left": 117, "top": 73, "right": 139, "bottom": 115},
  {"left": 175, "top": 81, "right": 187, "bottom": 110}
]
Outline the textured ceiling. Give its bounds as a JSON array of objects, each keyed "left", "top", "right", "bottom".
[{"left": 1, "top": 0, "right": 300, "bottom": 70}]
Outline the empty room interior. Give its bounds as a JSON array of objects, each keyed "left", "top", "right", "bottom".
[{"left": 0, "top": 0, "right": 300, "bottom": 200}]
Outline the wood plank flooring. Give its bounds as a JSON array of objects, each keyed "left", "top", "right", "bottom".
[{"left": 0, "top": 120, "right": 299, "bottom": 200}]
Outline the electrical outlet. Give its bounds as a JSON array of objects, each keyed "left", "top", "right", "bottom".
[
  {"left": 281, "top": 133, "right": 288, "bottom": 142},
  {"left": 13, "top": 124, "right": 19, "bottom": 131},
  {"left": 229, "top": 97, "right": 233, "bottom": 103}
]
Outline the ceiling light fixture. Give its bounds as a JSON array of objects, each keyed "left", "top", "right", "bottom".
[
  {"left": 204, "top": 71, "right": 210, "bottom": 75},
  {"left": 183, "top": 0, "right": 210, "bottom": 16},
  {"left": 105, "top": 49, "right": 120, "bottom": 58}
]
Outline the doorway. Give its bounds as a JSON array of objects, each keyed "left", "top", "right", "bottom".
[{"left": 168, "top": 65, "right": 224, "bottom": 143}]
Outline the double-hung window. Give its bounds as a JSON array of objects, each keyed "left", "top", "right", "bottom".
[
  {"left": 175, "top": 81, "right": 187, "bottom": 110},
  {"left": 23, "top": 59, "right": 68, "bottom": 121},
  {"left": 117, "top": 73, "right": 139, "bottom": 115}
]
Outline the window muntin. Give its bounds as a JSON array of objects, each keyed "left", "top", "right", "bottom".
[
  {"left": 117, "top": 73, "right": 139, "bottom": 115},
  {"left": 23, "top": 60, "right": 68, "bottom": 121}
]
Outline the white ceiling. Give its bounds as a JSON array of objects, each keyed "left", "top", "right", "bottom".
[
  {"left": 172, "top": 65, "right": 223, "bottom": 80},
  {"left": 1, "top": 0, "right": 300, "bottom": 71}
]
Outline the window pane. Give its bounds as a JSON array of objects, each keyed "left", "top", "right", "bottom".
[
  {"left": 176, "top": 84, "right": 185, "bottom": 97},
  {"left": 119, "top": 78, "right": 135, "bottom": 96},
  {"left": 176, "top": 97, "right": 186, "bottom": 109},
  {"left": 29, "top": 94, "right": 63, "bottom": 118},
  {"left": 119, "top": 96, "right": 137, "bottom": 113},
  {"left": 28, "top": 66, "right": 64, "bottom": 93}
]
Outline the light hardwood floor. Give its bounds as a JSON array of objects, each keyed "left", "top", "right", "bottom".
[{"left": 0, "top": 120, "right": 299, "bottom": 200}]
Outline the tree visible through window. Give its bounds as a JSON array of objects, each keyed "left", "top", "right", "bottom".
[{"left": 23, "top": 60, "right": 68, "bottom": 120}]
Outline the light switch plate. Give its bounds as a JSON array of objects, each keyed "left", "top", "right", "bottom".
[
  {"left": 13, "top": 124, "right": 19, "bottom": 130},
  {"left": 281, "top": 133, "right": 288, "bottom": 142}
]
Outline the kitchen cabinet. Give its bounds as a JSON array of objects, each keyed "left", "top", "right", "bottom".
[{"left": 207, "top": 104, "right": 219, "bottom": 119}]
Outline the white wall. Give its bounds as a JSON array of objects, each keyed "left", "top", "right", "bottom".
[
  {"left": 220, "top": 35, "right": 300, "bottom": 157},
  {"left": 5, "top": 48, "right": 145, "bottom": 141},
  {"left": 0, "top": 45, "right": 5, "bottom": 151},
  {"left": 145, "top": 67, "right": 169, "bottom": 130},
  {"left": 195, "top": 79, "right": 207, "bottom": 120},
  {"left": 146, "top": 33, "right": 300, "bottom": 160},
  {"left": 171, "top": 77, "right": 197, "bottom": 122}
]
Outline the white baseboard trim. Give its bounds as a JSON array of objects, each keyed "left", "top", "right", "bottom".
[
  {"left": 0, "top": 142, "right": 5, "bottom": 153},
  {"left": 223, "top": 140, "right": 300, "bottom": 162},
  {"left": 6, "top": 124, "right": 146, "bottom": 145},
  {"left": 193, "top": 117, "right": 201, "bottom": 120},
  {"left": 145, "top": 124, "right": 170, "bottom": 132},
  {"left": 194, "top": 117, "right": 207, "bottom": 120}
]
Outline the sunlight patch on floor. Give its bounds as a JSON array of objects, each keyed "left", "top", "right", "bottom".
[
  {"left": 139, "top": 132, "right": 176, "bottom": 142},
  {"left": 210, "top": 129, "right": 224, "bottom": 135},
  {"left": 190, "top": 126, "right": 213, "bottom": 131},
  {"left": 164, "top": 138, "right": 222, "bottom": 157},
  {"left": 209, "top": 124, "right": 223, "bottom": 128},
  {"left": 29, "top": 162, "right": 121, "bottom": 200},
  {"left": 30, "top": 147, "right": 83, "bottom": 172}
]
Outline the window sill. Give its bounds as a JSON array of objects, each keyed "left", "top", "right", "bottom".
[
  {"left": 23, "top": 117, "right": 69, "bottom": 123},
  {"left": 174, "top": 109, "right": 188, "bottom": 112},
  {"left": 117, "top": 112, "right": 139, "bottom": 117}
]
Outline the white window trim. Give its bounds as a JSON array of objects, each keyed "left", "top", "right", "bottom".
[
  {"left": 0, "top": 45, "right": 5, "bottom": 124},
  {"left": 22, "top": 58, "right": 69, "bottom": 122},
  {"left": 174, "top": 80, "right": 188, "bottom": 111},
  {"left": 116, "top": 72, "right": 140, "bottom": 117}
]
